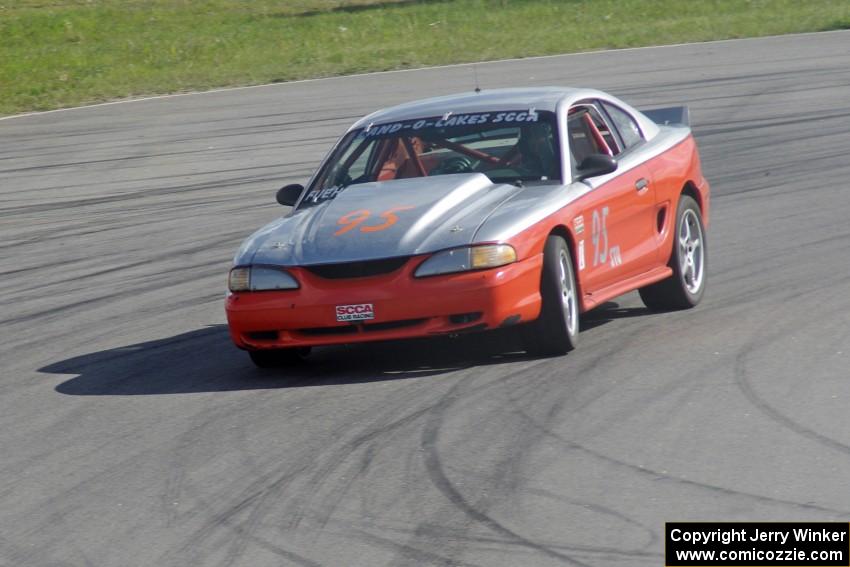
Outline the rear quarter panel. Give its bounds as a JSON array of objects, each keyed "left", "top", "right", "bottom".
[{"left": 644, "top": 134, "right": 710, "bottom": 265}]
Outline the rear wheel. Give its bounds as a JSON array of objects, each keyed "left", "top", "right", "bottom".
[
  {"left": 248, "top": 347, "right": 311, "bottom": 368},
  {"left": 639, "top": 195, "right": 706, "bottom": 311},
  {"left": 523, "top": 235, "right": 579, "bottom": 356}
]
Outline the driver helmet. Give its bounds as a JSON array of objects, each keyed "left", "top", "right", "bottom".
[{"left": 517, "top": 122, "right": 556, "bottom": 178}]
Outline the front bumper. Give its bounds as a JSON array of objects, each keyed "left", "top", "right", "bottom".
[{"left": 225, "top": 253, "right": 543, "bottom": 350}]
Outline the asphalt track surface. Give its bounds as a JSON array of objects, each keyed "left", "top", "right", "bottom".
[{"left": 2, "top": 31, "right": 850, "bottom": 567}]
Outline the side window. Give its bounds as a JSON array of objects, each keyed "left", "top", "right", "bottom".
[
  {"left": 602, "top": 102, "right": 643, "bottom": 150},
  {"left": 346, "top": 143, "right": 373, "bottom": 180},
  {"left": 315, "top": 134, "right": 378, "bottom": 191},
  {"left": 586, "top": 105, "right": 619, "bottom": 155},
  {"left": 566, "top": 104, "right": 619, "bottom": 171},
  {"left": 566, "top": 110, "right": 597, "bottom": 170}
]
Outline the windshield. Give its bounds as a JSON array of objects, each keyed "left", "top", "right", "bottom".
[{"left": 301, "top": 110, "right": 560, "bottom": 207}]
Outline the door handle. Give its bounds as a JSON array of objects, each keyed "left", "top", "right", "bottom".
[{"left": 635, "top": 178, "right": 649, "bottom": 191}]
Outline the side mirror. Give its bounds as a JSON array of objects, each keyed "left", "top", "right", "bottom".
[
  {"left": 276, "top": 183, "right": 304, "bottom": 206},
  {"left": 576, "top": 154, "right": 617, "bottom": 181}
]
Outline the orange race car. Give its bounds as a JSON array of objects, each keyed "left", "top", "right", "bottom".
[{"left": 225, "top": 87, "right": 709, "bottom": 367}]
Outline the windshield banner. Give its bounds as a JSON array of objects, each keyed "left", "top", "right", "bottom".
[{"left": 360, "top": 109, "right": 540, "bottom": 138}]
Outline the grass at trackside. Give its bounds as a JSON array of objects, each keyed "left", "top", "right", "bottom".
[{"left": 2, "top": 0, "right": 850, "bottom": 116}]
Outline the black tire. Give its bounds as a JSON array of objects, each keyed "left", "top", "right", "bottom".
[
  {"left": 522, "top": 236, "right": 579, "bottom": 356},
  {"left": 639, "top": 195, "right": 707, "bottom": 311},
  {"left": 248, "top": 347, "right": 311, "bottom": 368}
]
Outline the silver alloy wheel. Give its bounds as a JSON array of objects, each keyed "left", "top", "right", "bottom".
[
  {"left": 678, "top": 208, "right": 705, "bottom": 294},
  {"left": 558, "top": 249, "right": 578, "bottom": 335}
]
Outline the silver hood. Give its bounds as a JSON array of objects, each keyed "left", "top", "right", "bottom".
[{"left": 235, "top": 173, "right": 524, "bottom": 266}]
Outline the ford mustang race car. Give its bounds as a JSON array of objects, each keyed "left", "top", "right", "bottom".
[{"left": 225, "top": 87, "right": 709, "bottom": 367}]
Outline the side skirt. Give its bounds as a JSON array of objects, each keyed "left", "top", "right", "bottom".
[{"left": 580, "top": 266, "right": 673, "bottom": 311}]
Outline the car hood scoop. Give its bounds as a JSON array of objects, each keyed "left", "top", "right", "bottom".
[{"left": 236, "top": 173, "right": 522, "bottom": 266}]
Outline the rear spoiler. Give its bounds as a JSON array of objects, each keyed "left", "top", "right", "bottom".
[{"left": 641, "top": 106, "right": 690, "bottom": 126}]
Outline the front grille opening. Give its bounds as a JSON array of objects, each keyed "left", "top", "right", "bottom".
[
  {"left": 304, "top": 257, "right": 408, "bottom": 279},
  {"left": 298, "top": 325, "right": 359, "bottom": 336},
  {"left": 362, "top": 318, "right": 426, "bottom": 332},
  {"left": 449, "top": 312, "right": 483, "bottom": 325},
  {"left": 245, "top": 331, "right": 278, "bottom": 341}
]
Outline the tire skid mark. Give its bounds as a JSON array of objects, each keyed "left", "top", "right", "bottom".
[
  {"left": 9, "top": 445, "right": 171, "bottom": 544},
  {"left": 0, "top": 532, "right": 74, "bottom": 567},
  {"left": 0, "top": 171, "right": 304, "bottom": 217},
  {"left": 0, "top": 146, "right": 234, "bottom": 175},
  {"left": 346, "top": 527, "right": 487, "bottom": 567},
  {"left": 0, "top": 235, "right": 237, "bottom": 298},
  {"left": 1, "top": 249, "right": 225, "bottom": 295},
  {"left": 0, "top": 190, "right": 298, "bottom": 246},
  {"left": 167, "top": 379, "right": 461, "bottom": 565},
  {"left": 710, "top": 274, "right": 850, "bottom": 316},
  {"left": 524, "top": 486, "right": 658, "bottom": 552},
  {"left": 732, "top": 299, "right": 850, "bottom": 459},
  {"left": 736, "top": 355, "right": 850, "bottom": 455},
  {"left": 387, "top": 312, "right": 660, "bottom": 563},
  {"left": 165, "top": 354, "right": 547, "bottom": 564},
  {"left": 329, "top": 512, "right": 663, "bottom": 562},
  {"left": 283, "top": 393, "right": 453, "bottom": 533},
  {"left": 0, "top": 131, "right": 336, "bottom": 164},
  {"left": 2, "top": 161, "right": 284, "bottom": 194},
  {"left": 485, "top": 340, "right": 669, "bottom": 561},
  {"left": 0, "top": 117, "right": 351, "bottom": 175},
  {"left": 507, "top": 379, "right": 849, "bottom": 517},
  {"left": 517, "top": 278, "right": 850, "bottom": 487},
  {"left": 698, "top": 109, "right": 850, "bottom": 137},
  {"left": 421, "top": 467, "right": 664, "bottom": 560},
  {"left": 0, "top": 284, "right": 215, "bottom": 327},
  {"left": 154, "top": 397, "right": 324, "bottom": 566},
  {"left": 420, "top": 364, "right": 597, "bottom": 567}
]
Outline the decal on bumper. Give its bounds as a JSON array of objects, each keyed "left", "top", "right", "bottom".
[{"left": 335, "top": 303, "right": 375, "bottom": 322}]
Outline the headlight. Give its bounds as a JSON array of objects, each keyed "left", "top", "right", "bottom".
[
  {"left": 470, "top": 245, "right": 517, "bottom": 269},
  {"left": 228, "top": 266, "right": 299, "bottom": 292},
  {"left": 414, "top": 244, "right": 517, "bottom": 277}
]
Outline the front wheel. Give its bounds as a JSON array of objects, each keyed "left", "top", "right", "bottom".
[
  {"left": 248, "top": 347, "right": 312, "bottom": 368},
  {"left": 639, "top": 195, "right": 707, "bottom": 310},
  {"left": 522, "top": 236, "right": 579, "bottom": 356}
]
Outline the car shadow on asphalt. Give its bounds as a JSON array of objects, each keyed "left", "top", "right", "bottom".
[
  {"left": 44, "top": 325, "right": 532, "bottom": 396},
  {"left": 580, "top": 302, "right": 653, "bottom": 331},
  {"left": 45, "top": 302, "right": 647, "bottom": 396}
]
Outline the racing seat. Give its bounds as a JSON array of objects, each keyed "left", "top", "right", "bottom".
[{"left": 377, "top": 138, "right": 426, "bottom": 180}]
